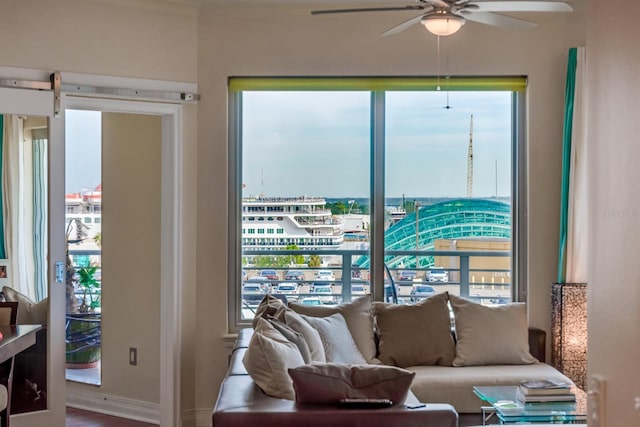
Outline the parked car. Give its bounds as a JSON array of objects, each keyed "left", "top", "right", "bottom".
[
  {"left": 246, "top": 276, "right": 271, "bottom": 291},
  {"left": 397, "top": 270, "right": 418, "bottom": 285},
  {"left": 410, "top": 284, "right": 436, "bottom": 302},
  {"left": 384, "top": 282, "right": 400, "bottom": 302},
  {"left": 300, "top": 297, "right": 322, "bottom": 306},
  {"left": 259, "top": 269, "right": 279, "bottom": 283},
  {"left": 284, "top": 269, "right": 304, "bottom": 281},
  {"left": 242, "top": 283, "right": 267, "bottom": 304},
  {"left": 315, "top": 269, "right": 336, "bottom": 281},
  {"left": 311, "top": 284, "right": 334, "bottom": 303},
  {"left": 427, "top": 268, "right": 449, "bottom": 283},
  {"left": 275, "top": 282, "right": 299, "bottom": 302},
  {"left": 351, "top": 284, "right": 367, "bottom": 296}
]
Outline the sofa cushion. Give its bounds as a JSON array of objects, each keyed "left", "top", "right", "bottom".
[
  {"left": 301, "top": 313, "right": 367, "bottom": 364},
  {"left": 371, "top": 292, "right": 455, "bottom": 367},
  {"left": 408, "top": 362, "right": 574, "bottom": 413},
  {"left": 288, "top": 363, "right": 415, "bottom": 406},
  {"left": 242, "top": 317, "right": 305, "bottom": 400},
  {"left": 284, "top": 310, "right": 326, "bottom": 362},
  {"left": 449, "top": 295, "right": 537, "bottom": 366},
  {"left": 289, "top": 295, "right": 377, "bottom": 364},
  {"left": 213, "top": 374, "right": 459, "bottom": 427}
]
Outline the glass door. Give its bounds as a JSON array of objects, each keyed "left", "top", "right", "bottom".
[{"left": 0, "top": 86, "right": 65, "bottom": 427}]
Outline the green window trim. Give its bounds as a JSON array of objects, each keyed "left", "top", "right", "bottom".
[
  {"left": 229, "top": 76, "right": 527, "bottom": 92},
  {"left": 0, "top": 115, "right": 4, "bottom": 259}
]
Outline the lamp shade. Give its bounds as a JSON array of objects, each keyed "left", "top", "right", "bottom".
[
  {"left": 421, "top": 12, "right": 465, "bottom": 36},
  {"left": 551, "top": 282, "right": 587, "bottom": 390}
]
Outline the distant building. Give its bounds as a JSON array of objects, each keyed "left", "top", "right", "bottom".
[{"left": 66, "top": 184, "right": 102, "bottom": 242}]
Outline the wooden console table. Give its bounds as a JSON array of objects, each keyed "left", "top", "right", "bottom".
[
  {"left": 0, "top": 325, "right": 41, "bottom": 365},
  {"left": 0, "top": 324, "right": 42, "bottom": 427}
]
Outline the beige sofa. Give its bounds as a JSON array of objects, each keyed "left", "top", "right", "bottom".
[
  {"left": 213, "top": 328, "right": 459, "bottom": 427},
  {"left": 225, "top": 292, "right": 573, "bottom": 422}
]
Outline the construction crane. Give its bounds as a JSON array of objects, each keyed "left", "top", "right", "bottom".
[{"left": 466, "top": 114, "right": 473, "bottom": 198}]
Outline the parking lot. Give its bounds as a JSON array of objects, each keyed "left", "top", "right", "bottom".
[{"left": 242, "top": 267, "right": 511, "bottom": 307}]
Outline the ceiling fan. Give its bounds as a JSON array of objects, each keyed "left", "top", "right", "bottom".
[{"left": 310, "top": 0, "right": 573, "bottom": 37}]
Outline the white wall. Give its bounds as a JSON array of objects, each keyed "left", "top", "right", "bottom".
[
  {"left": 587, "top": 0, "right": 640, "bottom": 425},
  {"left": 0, "top": 0, "right": 199, "bottom": 424},
  {"left": 195, "top": 1, "right": 586, "bottom": 417},
  {"left": 0, "top": 0, "right": 198, "bottom": 83},
  {"left": 102, "top": 112, "right": 162, "bottom": 403},
  {"left": 0, "top": 0, "right": 598, "bottom": 425}
]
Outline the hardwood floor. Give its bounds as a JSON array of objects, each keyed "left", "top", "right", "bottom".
[{"left": 66, "top": 407, "right": 158, "bottom": 426}]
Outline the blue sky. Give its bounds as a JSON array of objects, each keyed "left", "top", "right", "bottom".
[
  {"left": 65, "top": 110, "right": 101, "bottom": 194},
  {"left": 65, "top": 91, "right": 513, "bottom": 199},
  {"left": 242, "top": 91, "right": 512, "bottom": 199}
]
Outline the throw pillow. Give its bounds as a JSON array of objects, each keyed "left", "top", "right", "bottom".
[
  {"left": 288, "top": 295, "right": 377, "bottom": 364},
  {"left": 288, "top": 363, "right": 415, "bottom": 406},
  {"left": 449, "top": 294, "right": 538, "bottom": 366},
  {"left": 371, "top": 292, "right": 455, "bottom": 367},
  {"left": 2, "top": 286, "right": 48, "bottom": 325},
  {"left": 251, "top": 294, "right": 287, "bottom": 328},
  {"left": 301, "top": 313, "right": 367, "bottom": 364},
  {"left": 268, "top": 318, "right": 313, "bottom": 364},
  {"left": 284, "top": 309, "right": 326, "bottom": 362},
  {"left": 242, "top": 317, "right": 305, "bottom": 400}
]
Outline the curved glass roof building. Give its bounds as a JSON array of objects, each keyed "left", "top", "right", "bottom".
[{"left": 356, "top": 198, "right": 511, "bottom": 269}]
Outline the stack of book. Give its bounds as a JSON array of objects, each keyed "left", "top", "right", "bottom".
[{"left": 516, "top": 379, "right": 576, "bottom": 412}]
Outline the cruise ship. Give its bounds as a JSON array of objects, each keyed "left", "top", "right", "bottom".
[{"left": 242, "top": 196, "right": 344, "bottom": 250}]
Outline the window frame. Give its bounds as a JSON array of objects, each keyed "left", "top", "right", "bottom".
[{"left": 227, "top": 77, "right": 528, "bottom": 332}]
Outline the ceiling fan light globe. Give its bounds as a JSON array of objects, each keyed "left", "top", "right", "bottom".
[{"left": 421, "top": 13, "right": 465, "bottom": 36}]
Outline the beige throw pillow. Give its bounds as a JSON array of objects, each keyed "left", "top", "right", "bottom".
[
  {"left": 242, "top": 317, "right": 305, "bottom": 400},
  {"left": 251, "top": 294, "right": 286, "bottom": 328},
  {"left": 268, "top": 318, "right": 313, "bottom": 364},
  {"left": 2, "top": 286, "right": 48, "bottom": 325},
  {"left": 371, "top": 292, "right": 455, "bottom": 367},
  {"left": 449, "top": 294, "right": 538, "bottom": 366},
  {"left": 301, "top": 313, "right": 367, "bottom": 364},
  {"left": 288, "top": 363, "right": 415, "bottom": 406},
  {"left": 284, "top": 310, "right": 326, "bottom": 362},
  {"left": 288, "top": 295, "right": 377, "bottom": 363}
]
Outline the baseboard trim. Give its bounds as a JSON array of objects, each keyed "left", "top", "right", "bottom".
[
  {"left": 182, "top": 408, "right": 213, "bottom": 427},
  {"left": 66, "top": 387, "right": 160, "bottom": 424}
]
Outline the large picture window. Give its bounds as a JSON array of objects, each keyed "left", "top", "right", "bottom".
[{"left": 228, "top": 77, "right": 526, "bottom": 329}]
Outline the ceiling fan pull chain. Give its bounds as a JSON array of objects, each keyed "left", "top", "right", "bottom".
[{"left": 436, "top": 35, "right": 441, "bottom": 91}]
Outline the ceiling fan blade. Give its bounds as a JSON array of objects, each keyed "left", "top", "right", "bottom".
[
  {"left": 468, "top": 1, "right": 572, "bottom": 13},
  {"left": 311, "top": 5, "right": 425, "bottom": 15},
  {"left": 425, "top": 0, "right": 450, "bottom": 7},
  {"left": 381, "top": 14, "right": 427, "bottom": 36},
  {"left": 462, "top": 11, "right": 537, "bottom": 30}
]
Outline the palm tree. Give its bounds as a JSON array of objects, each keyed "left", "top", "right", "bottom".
[{"left": 65, "top": 218, "right": 91, "bottom": 314}]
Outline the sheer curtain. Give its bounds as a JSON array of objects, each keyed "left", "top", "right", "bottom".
[
  {"left": 1, "top": 115, "right": 47, "bottom": 300},
  {"left": 32, "top": 128, "right": 48, "bottom": 300},
  {"left": 564, "top": 47, "right": 588, "bottom": 283},
  {"left": 557, "top": 47, "right": 588, "bottom": 283},
  {"left": 0, "top": 115, "right": 5, "bottom": 259}
]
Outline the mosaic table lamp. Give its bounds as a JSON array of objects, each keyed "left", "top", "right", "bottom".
[{"left": 551, "top": 282, "right": 587, "bottom": 390}]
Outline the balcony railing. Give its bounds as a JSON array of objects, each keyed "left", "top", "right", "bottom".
[{"left": 241, "top": 248, "right": 511, "bottom": 318}]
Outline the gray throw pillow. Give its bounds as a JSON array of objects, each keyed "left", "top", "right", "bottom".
[
  {"left": 301, "top": 313, "right": 367, "bottom": 364},
  {"left": 288, "top": 363, "right": 415, "bottom": 406}
]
